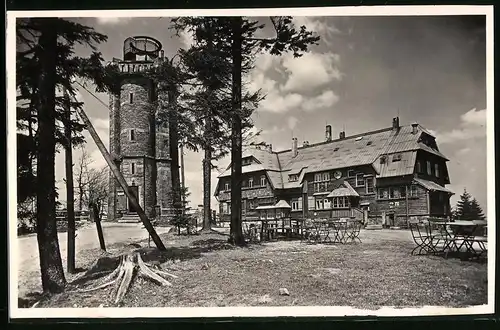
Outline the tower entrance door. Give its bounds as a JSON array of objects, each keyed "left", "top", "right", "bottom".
[{"left": 128, "top": 185, "right": 139, "bottom": 212}]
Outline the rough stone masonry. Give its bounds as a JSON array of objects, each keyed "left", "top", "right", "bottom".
[{"left": 107, "top": 36, "right": 174, "bottom": 224}]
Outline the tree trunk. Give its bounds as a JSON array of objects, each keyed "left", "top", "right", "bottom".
[
  {"left": 72, "top": 97, "right": 166, "bottom": 251},
  {"left": 201, "top": 125, "right": 212, "bottom": 231},
  {"left": 229, "top": 17, "right": 245, "bottom": 246},
  {"left": 36, "top": 19, "right": 66, "bottom": 293},
  {"left": 63, "top": 87, "right": 76, "bottom": 273},
  {"left": 168, "top": 88, "right": 182, "bottom": 219}
]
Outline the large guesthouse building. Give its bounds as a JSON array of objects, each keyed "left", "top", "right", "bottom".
[{"left": 214, "top": 117, "right": 454, "bottom": 227}]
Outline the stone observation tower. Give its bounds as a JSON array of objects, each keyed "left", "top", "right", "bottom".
[{"left": 107, "top": 36, "right": 173, "bottom": 223}]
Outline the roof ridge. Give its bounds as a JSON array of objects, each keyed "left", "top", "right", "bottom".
[{"left": 275, "top": 126, "right": 395, "bottom": 154}]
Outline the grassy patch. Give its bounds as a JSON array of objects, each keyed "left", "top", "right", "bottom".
[{"left": 30, "top": 230, "right": 487, "bottom": 309}]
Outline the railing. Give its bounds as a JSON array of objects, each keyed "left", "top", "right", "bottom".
[
  {"left": 351, "top": 207, "right": 364, "bottom": 220},
  {"left": 331, "top": 209, "right": 352, "bottom": 218}
]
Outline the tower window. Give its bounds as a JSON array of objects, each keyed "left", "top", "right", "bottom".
[
  {"left": 130, "top": 129, "right": 136, "bottom": 141},
  {"left": 129, "top": 92, "right": 134, "bottom": 104},
  {"left": 131, "top": 162, "right": 136, "bottom": 175}
]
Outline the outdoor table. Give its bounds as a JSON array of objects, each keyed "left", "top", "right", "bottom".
[
  {"left": 302, "top": 219, "right": 328, "bottom": 243},
  {"left": 428, "top": 219, "right": 487, "bottom": 260}
]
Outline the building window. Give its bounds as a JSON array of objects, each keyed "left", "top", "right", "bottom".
[
  {"left": 224, "top": 183, "right": 230, "bottom": 191},
  {"left": 365, "top": 176, "right": 374, "bottom": 194},
  {"left": 314, "top": 172, "right": 330, "bottom": 193},
  {"left": 347, "top": 170, "right": 355, "bottom": 178},
  {"left": 392, "top": 153, "right": 402, "bottom": 162},
  {"left": 427, "top": 161, "right": 432, "bottom": 175},
  {"left": 291, "top": 197, "right": 303, "bottom": 211},
  {"left": 242, "top": 158, "right": 252, "bottom": 166},
  {"left": 356, "top": 173, "right": 365, "bottom": 187},
  {"left": 401, "top": 186, "right": 407, "bottom": 198},
  {"left": 315, "top": 197, "right": 330, "bottom": 210},
  {"left": 410, "top": 185, "right": 418, "bottom": 197},
  {"left": 248, "top": 178, "right": 253, "bottom": 188},
  {"left": 248, "top": 199, "right": 255, "bottom": 210},
  {"left": 332, "top": 196, "right": 349, "bottom": 208},
  {"left": 222, "top": 202, "right": 230, "bottom": 214},
  {"left": 129, "top": 92, "right": 134, "bottom": 104},
  {"left": 389, "top": 187, "right": 400, "bottom": 199},
  {"left": 260, "top": 175, "right": 266, "bottom": 186},
  {"left": 435, "top": 164, "right": 440, "bottom": 178},
  {"left": 416, "top": 160, "right": 422, "bottom": 173},
  {"left": 289, "top": 174, "right": 298, "bottom": 182},
  {"left": 130, "top": 162, "right": 136, "bottom": 175},
  {"left": 130, "top": 129, "right": 136, "bottom": 141},
  {"left": 314, "top": 172, "right": 330, "bottom": 182},
  {"left": 377, "top": 188, "right": 388, "bottom": 199}
]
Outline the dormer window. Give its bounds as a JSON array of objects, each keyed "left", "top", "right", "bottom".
[
  {"left": 392, "top": 153, "right": 402, "bottom": 162},
  {"left": 248, "top": 178, "right": 254, "bottom": 188},
  {"left": 289, "top": 174, "right": 298, "bottom": 182},
  {"left": 242, "top": 157, "right": 252, "bottom": 166},
  {"left": 224, "top": 183, "right": 230, "bottom": 191},
  {"left": 435, "top": 164, "right": 440, "bottom": 178},
  {"left": 260, "top": 175, "right": 266, "bottom": 186},
  {"left": 427, "top": 161, "right": 432, "bottom": 175}
]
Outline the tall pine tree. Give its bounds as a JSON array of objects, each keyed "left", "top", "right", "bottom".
[
  {"left": 182, "top": 17, "right": 319, "bottom": 245},
  {"left": 16, "top": 17, "right": 109, "bottom": 292}
]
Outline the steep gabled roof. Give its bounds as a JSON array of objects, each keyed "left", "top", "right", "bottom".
[{"left": 216, "top": 123, "right": 450, "bottom": 191}]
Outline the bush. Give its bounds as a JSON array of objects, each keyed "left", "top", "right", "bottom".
[{"left": 170, "top": 212, "right": 197, "bottom": 235}]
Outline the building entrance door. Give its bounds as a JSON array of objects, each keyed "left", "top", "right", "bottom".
[{"left": 128, "top": 185, "right": 139, "bottom": 212}]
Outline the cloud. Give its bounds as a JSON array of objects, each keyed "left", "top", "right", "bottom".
[
  {"left": 303, "top": 90, "right": 339, "bottom": 112},
  {"left": 281, "top": 52, "right": 342, "bottom": 93},
  {"left": 460, "top": 107, "right": 487, "bottom": 126},
  {"left": 259, "top": 91, "right": 303, "bottom": 113},
  {"left": 287, "top": 116, "right": 299, "bottom": 130},
  {"left": 456, "top": 147, "right": 471, "bottom": 156},
  {"left": 96, "top": 17, "right": 132, "bottom": 25},
  {"left": 434, "top": 108, "right": 487, "bottom": 144}
]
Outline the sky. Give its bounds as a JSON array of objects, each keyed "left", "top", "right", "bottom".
[{"left": 51, "top": 15, "right": 488, "bottom": 213}]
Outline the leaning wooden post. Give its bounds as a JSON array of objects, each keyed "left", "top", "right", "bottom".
[
  {"left": 73, "top": 100, "right": 167, "bottom": 251},
  {"left": 92, "top": 203, "right": 106, "bottom": 251},
  {"left": 63, "top": 86, "right": 76, "bottom": 273}
]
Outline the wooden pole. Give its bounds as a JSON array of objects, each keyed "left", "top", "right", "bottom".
[
  {"left": 180, "top": 143, "right": 186, "bottom": 213},
  {"left": 72, "top": 96, "right": 166, "bottom": 251},
  {"left": 63, "top": 87, "right": 76, "bottom": 273},
  {"left": 92, "top": 203, "right": 106, "bottom": 251}
]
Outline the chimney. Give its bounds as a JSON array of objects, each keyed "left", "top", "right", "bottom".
[
  {"left": 325, "top": 125, "right": 332, "bottom": 142},
  {"left": 392, "top": 117, "right": 400, "bottom": 130},
  {"left": 303, "top": 141, "right": 309, "bottom": 147},
  {"left": 292, "top": 137, "right": 298, "bottom": 157},
  {"left": 339, "top": 131, "right": 346, "bottom": 139},
  {"left": 411, "top": 122, "right": 418, "bottom": 134}
]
